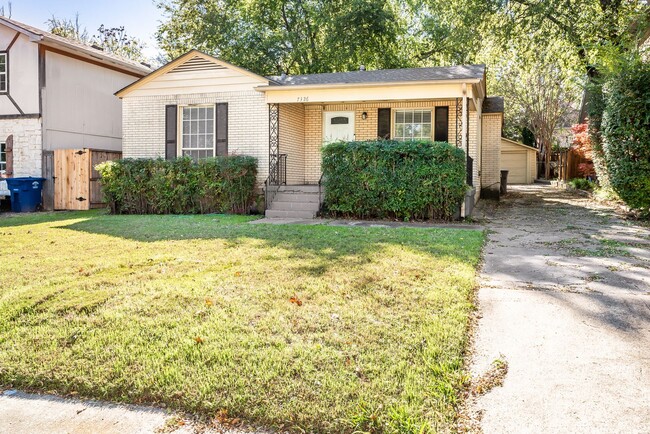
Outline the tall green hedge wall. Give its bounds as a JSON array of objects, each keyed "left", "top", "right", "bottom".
[
  {"left": 96, "top": 156, "right": 258, "bottom": 214},
  {"left": 321, "top": 140, "right": 467, "bottom": 220},
  {"left": 602, "top": 57, "right": 650, "bottom": 214}
]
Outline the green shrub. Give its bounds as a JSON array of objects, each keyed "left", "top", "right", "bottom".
[
  {"left": 96, "top": 156, "right": 258, "bottom": 214},
  {"left": 568, "top": 178, "right": 597, "bottom": 191},
  {"left": 321, "top": 140, "right": 467, "bottom": 220},
  {"left": 602, "top": 57, "right": 650, "bottom": 214}
]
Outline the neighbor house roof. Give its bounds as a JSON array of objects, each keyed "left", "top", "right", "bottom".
[
  {"left": 482, "top": 96, "right": 504, "bottom": 113},
  {"left": 266, "top": 64, "right": 486, "bottom": 87},
  {"left": 0, "top": 17, "right": 151, "bottom": 76}
]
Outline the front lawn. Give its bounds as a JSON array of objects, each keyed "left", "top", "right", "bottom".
[{"left": 0, "top": 211, "right": 483, "bottom": 433}]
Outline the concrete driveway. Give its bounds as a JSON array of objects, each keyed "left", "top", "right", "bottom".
[{"left": 472, "top": 184, "right": 650, "bottom": 433}]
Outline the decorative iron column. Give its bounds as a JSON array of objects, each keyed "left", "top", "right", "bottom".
[
  {"left": 268, "top": 103, "right": 280, "bottom": 184},
  {"left": 455, "top": 98, "right": 462, "bottom": 148}
]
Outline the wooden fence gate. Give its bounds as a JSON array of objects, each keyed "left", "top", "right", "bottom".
[{"left": 53, "top": 149, "right": 121, "bottom": 210}]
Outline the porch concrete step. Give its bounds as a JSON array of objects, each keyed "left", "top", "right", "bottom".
[
  {"left": 265, "top": 209, "right": 317, "bottom": 219},
  {"left": 278, "top": 184, "right": 320, "bottom": 193},
  {"left": 273, "top": 192, "right": 320, "bottom": 203},
  {"left": 270, "top": 200, "right": 320, "bottom": 211}
]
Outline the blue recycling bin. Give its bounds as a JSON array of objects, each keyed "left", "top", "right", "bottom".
[{"left": 6, "top": 177, "right": 45, "bottom": 212}]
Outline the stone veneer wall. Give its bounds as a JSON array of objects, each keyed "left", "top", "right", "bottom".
[{"left": 0, "top": 117, "right": 42, "bottom": 177}]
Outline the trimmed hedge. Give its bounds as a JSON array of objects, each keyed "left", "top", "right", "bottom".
[
  {"left": 96, "top": 156, "right": 258, "bottom": 214},
  {"left": 322, "top": 140, "right": 467, "bottom": 220},
  {"left": 602, "top": 57, "right": 650, "bottom": 214}
]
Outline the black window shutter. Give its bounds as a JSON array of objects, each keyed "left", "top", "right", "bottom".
[
  {"left": 165, "top": 105, "right": 177, "bottom": 160},
  {"left": 434, "top": 106, "right": 449, "bottom": 142},
  {"left": 216, "top": 103, "right": 228, "bottom": 156},
  {"left": 377, "top": 108, "right": 391, "bottom": 139}
]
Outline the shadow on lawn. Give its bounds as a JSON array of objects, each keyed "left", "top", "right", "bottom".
[{"left": 51, "top": 213, "right": 483, "bottom": 269}]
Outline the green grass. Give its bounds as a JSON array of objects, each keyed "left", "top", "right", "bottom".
[{"left": 0, "top": 210, "right": 484, "bottom": 433}]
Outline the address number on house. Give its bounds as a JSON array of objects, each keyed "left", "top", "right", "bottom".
[{"left": 297, "top": 97, "right": 309, "bottom": 102}]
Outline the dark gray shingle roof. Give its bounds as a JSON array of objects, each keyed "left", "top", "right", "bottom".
[
  {"left": 483, "top": 96, "right": 504, "bottom": 113},
  {"left": 267, "top": 64, "right": 485, "bottom": 86}
]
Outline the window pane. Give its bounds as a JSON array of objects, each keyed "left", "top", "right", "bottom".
[
  {"left": 395, "top": 124, "right": 404, "bottom": 138},
  {"left": 0, "top": 75, "right": 6, "bottom": 92},
  {"left": 206, "top": 107, "right": 214, "bottom": 119},
  {"left": 182, "top": 121, "right": 189, "bottom": 134},
  {"left": 206, "top": 119, "right": 213, "bottom": 133},
  {"left": 414, "top": 111, "right": 421, "bottom": 123},
  {"left": 183, "top": 134, "right": 189, "bottom": 147},
  {"left": 199, "top": 120, "right": 205, "bottom": 133},
  {"left": 183, "top": 108, "right": 191, "bottom": 120},
  {"left": 422, "top": 124, "right": 432, "bottom": 138},
  {"left": 404, "top": 124, "right": 412, "bottom": 138},
  {"left": 404, "top": 111, "right": 413, "bottom": 123},
  {"left": 205, "top": 135, "right": 214, "bottom": 147},
  {"left": 423, "top": 111, "right": 432, "bottom": 123},
  {"left": 413, "top": 124, "right": 421, "bottom": 137},
  {"left": 395, "top": 111, "right": 404, "bottom": 123}
]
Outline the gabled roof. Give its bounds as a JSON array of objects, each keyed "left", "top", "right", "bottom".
[
  {"left": 115, "top": 50, "right": 270, "bottom": 97},
  {"left": 501, "top": 137, "right": 538, "bottom": 151},
  {"left": 266, "top": 64, "right": 485, "bottom": 87},
  {"left": 0, "top": 16, "right": 151, "bottom": 76},
  {"left": 483, "top": 96, "right": 504, "bottom": 113}
]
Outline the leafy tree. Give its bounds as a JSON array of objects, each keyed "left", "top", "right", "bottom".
[
  {"left": 94, "top": 25, "right": 146, "bottom": 62},
  {"left": 47, "top": 15, "right": 146, "bottom": 62},
  {"left": 571, "top": 123, "right": 596, "bottom": 178},
  {"left": 484, "top": 36, "right": 582, "bottom": 178},
  {"left": 46, "top": 14, "right": 89, "bottom": 43},
  {"left": 156, "top": 0, "right": 410, "bottom": 75},
  {"left": 490, "top": 0, "right": 649, "bottom": 183}
]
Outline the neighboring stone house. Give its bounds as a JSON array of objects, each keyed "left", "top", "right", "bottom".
[
  {"left": 0, "top": 17, "right": 150, "bottom": 206},
  {"left": 117, "top": 50, "right": 506, "bottom": 218}
]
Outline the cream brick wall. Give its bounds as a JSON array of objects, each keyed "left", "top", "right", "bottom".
[
  {"left": 481, "top": 114, "right": 503, "bottom": 198},
  {"left": 0, "top": 117, "right": 42, "bottom": 177},
  {"left": 303, "top": 100, "right": 465, "bottom": 183},
  {"left": 279, "top": 104, "right": 305, "bottom": 184},
  {"left": 122, "top": 90, "right": 269, "bottom": 182}
]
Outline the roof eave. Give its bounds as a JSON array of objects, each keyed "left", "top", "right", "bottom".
[
  {"left": 40, "top": 37, "right": 150, "bottom": 76},
  {"left": 255, "top": 78, "right": 482, "bottom": 92}
]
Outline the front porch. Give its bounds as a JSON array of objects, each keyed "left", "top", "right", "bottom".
[{"left": 256, "top": 66, "right": 492, "bottom": 217}]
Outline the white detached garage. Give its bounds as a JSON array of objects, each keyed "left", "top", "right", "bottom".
[{"left": 500, "top": 138, "right": 537, "bottom": 184}]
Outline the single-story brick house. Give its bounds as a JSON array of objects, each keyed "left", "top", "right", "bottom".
[{"left": 116, "top": 50, "right": 506, "bottom": 218}]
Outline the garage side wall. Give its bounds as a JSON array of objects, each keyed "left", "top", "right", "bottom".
[{"left": 481, "top": 114, "right": 502, "bottom": 199}]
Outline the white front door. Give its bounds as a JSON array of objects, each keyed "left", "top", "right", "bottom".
[{"left": 323, "top": 111, "right": 355, "bottom": 144}]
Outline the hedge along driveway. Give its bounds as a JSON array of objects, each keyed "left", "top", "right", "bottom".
[{"left": 0, "top": 211, "right": 484, "bottom": 433}]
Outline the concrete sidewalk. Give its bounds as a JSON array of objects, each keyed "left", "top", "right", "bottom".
[
  {"left": 0, "top": 390, "right": 259, "bottom": 434},
  {"left": 471, "top": 185, "right": 650, "bottom": 433}
]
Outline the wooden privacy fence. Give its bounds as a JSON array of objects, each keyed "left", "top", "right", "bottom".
[{"left": 52, "top": 149, "right": 121, "bottom": 210}]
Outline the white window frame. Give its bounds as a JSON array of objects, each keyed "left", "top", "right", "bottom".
[
  {"left": 178, "top": 105, "right": 216, "bottom": 160},
  {"left": 0, "top": 52, "right": 7, "bottom": 93},
  {"left": 393, "top": 109, "right": 433, "bottom": 141},
  {"left": 0, "top": 141, "right": 5, "bottom": 173}
]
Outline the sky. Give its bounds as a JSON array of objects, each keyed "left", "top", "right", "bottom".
[{"left": 3, "top": 0, "right": 162, "bottom": 58}]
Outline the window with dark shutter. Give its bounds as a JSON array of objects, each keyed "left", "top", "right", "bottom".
[
  {"left": 434, "top": 106, "right": 449, "bottom": 142},
  {"left": 216, "top": 103, "right": 228, "bottom": 156},
  {"left": 165, "top": 105, "right": 177, "bottom": 160},
  {"left": 377, "top": 108, "right": 391, "bottom": 139}
]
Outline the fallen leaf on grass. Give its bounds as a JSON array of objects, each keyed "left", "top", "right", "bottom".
[
  {"left": 205, "top": 298, "right": 213, "bottom": 307},
  {"left": 194, "top": 336, "right": 204, "bottom": 344},
  {"left": 289, "top": 295, "right": 303, "bottom": 306}
]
